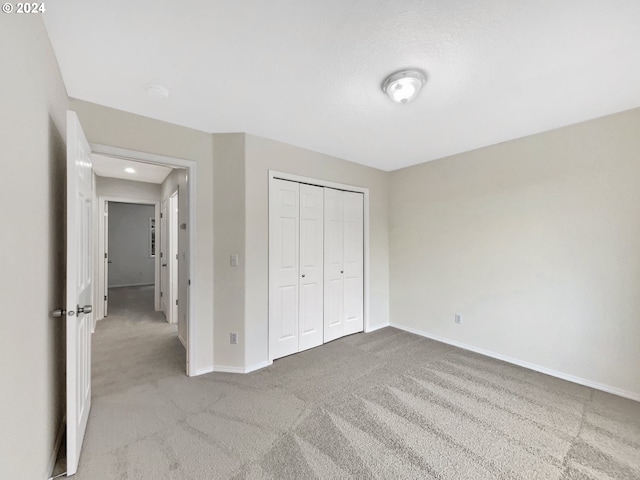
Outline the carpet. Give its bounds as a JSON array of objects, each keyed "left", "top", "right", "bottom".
[{"left": 69, "top": 287, "right": 640, "bottom": 479}]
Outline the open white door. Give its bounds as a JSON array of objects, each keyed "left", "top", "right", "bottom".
[
  {"left": 66, "top": 111, "right": 93, "bottom": 476},
  {"left": 160, "top": 199, "right": 169, "bottom": 320},
  {"left": 103, "top": 202, "right": 109, "bottom": 317},
  {"left": 170, "top": 191, "right": 179, "bottom": 325}
]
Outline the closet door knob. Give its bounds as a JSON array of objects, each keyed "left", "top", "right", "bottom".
[{"left": 301, "top": 274, "right": 306, "bottom": 278}]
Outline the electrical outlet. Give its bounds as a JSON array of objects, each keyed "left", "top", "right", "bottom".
[
  {"left": 455, "top": 314, "right": 462, "bottom": 325},
  {"left": 230, "top": 332, "right": 238, "bottom": 344}
]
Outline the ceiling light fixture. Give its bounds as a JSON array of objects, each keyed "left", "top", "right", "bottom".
[
  {"left": 124, "top": 167, "right": 136, "bottom": 173},
  {"left": 146, "top": 84, "right": 170, "bottom": 100},
  {"left": 382, "top": 69, "right": 427, "bottom": 104}
]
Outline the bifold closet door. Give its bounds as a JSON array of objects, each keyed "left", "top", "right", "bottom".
[
  {"left": 269, "top": 179, "right": 300, "bottom": 360},
  {"left": 324, "top": 188, "right": 364, "bottom": 342},
  {"left": 298, "top": 184, "right": 324, "bottom": 351},
  {"left": 343, "top": 191, "right": 364, "bottom": 335},
  {"left": 269, "top": 179, "right": 324, "bottom": 360}
]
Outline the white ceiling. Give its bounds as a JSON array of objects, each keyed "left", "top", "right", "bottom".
[
  {"left": 91, "top": 154, "right": 173, "bottom": 184},
  {"left": 44, "top": 1, "right": 640, "bottom": 171}
]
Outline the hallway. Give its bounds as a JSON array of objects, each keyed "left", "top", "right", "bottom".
[{"left": 92, "top": 286, "right": 185, "bottom": 397}]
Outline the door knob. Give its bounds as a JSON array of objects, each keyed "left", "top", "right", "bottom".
[
  {"left": 77, "top": 304, "right": 92, "bottom": 315},
  {"left": 162, "top": 264, "right": 167, "bottom": 267},
  {"left": 53, "top": 309, "right": 66, "bottom": 318},
  {"left": 301, "top": 274, "right": 305, "bottom": 278}
]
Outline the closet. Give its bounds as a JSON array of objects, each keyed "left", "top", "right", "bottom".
[{"left": 269, "top": 178, "right": 364, "bottom": 361}]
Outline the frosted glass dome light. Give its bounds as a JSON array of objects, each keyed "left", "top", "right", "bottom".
[{"left": 382, "top": 69, "right": 427, "bottom": 104}]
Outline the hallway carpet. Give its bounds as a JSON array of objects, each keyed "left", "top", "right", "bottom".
[{"left": 72, "top": 290, "right": 640, "bottom": 479}]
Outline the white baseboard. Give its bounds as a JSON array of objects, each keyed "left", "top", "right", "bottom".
[
  {"left": 178, "top": 334, "right": 186, "bottom": 348},
  {"left": 46, "top": 415, "right": 65, "bottom": 480},
  {"left": 245, "top": 360, "right": 272, "bottom": 373},
  {"left": 365, "top": 322, "right": 390, "bottom": 333},
  {"left": 193, "top": 365, "right": 214, "bottom": 376},
  {"left": 390, "top": 323, "right": 640, "bottom": 403},
  {"left": 213, "top": 361, "right": 273, "bottom": 374},
  {"left": 213, "top": 365, "right": 246, "bottom": 374}
]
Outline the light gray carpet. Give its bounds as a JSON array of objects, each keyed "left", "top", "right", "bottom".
[{"left": 68, "top": 286, "right": 640, "bottom": 479}]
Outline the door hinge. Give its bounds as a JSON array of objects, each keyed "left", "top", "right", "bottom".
[
  {"left": 176, "top": 254, "right": 178, "bottom": 260},
  {"left": 160, "top": 252, "right": 163, "bottom": 258},
  {"left": 160, "top": 213, "right": 163, "bottom": 218},
  {"left": 176, "top": 299, "right": 179, "bottom": 306},
  {"left": 188, "top": 279, "right": 191, "bottom": 286},
  {"left": 104, "top": 253, "right": 107, "bottom": 259},
  {"left": 104, "top": 295, "right": 107, "bottom": 301},
  {"left": 160, "top": 291, "right": 163, "bottom": 297}
]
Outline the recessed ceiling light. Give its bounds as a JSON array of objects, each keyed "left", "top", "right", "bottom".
[
  {"left": 382, "top": 69, "right": 427, "bottom": 104},
  {"left": 124, "top": 167, "right": 136, "bottom": 174},
  {"left": 146, "top": 84, "right": 170, "bottom": 100}
]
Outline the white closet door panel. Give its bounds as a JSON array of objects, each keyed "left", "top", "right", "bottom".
[
  {"left": 343, "top": 191, "right": 364, "bottom": 335},
  {"left": 324, "top": 188, "right": 345, "bottom": 342},
  {"left": 269, "top": 179, "right": 300, "bottom": 360},
  {"left": 299, "top": 184, "right": 324, "bottom": 351}
]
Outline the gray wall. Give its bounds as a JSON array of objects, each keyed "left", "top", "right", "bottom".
[
  {"left": 389, "top": 107, "right": 640, "bottom": 398},
  {"left": 108, "top": 202, "right": 156, "bottom": 287},
  {"left": 0, "top": 16, "right": 68, "bottom": 479},
  {"left": 213, "top": 134, "right": 246, "bottom": 368}
]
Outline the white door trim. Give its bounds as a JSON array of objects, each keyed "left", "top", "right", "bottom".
[
  {"left": 97, "top": 196, "right": 160, "bottom": 320},
  {"left": 91, "top": 144, "right": 198, "bottom": 377},
  {"left": 268, "top": 170, "right": 371, "bottom": 334}
]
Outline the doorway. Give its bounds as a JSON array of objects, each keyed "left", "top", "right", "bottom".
[{"left": 90, "top": 145, "right": 197, "bottom": 376}]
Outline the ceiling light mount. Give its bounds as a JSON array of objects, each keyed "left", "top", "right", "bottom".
[
  {"left": 146, "top": 84, "right": 170, "bottom": 100},
  {"left": 382, "top": 69, "right": 427, "bottom": 104}
]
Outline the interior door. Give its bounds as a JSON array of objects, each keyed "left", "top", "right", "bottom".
[
  {"left": 170, "top": 191, "right": 179, "bottom": 325},
  {"left": 269, "top": 179, "right": 300, "bottom": 360},
  {"left": 66, "top": 110, "right": 93, "bottom": 476},
  {"left": 160, "top": 199, "right": 169, "bottom": 320},
  {"left": 298, "top": 184, "right": 324, "bottom": 351},
  {"left": 323, "top": 188, "right": 345, "bottom": 342},
  {"left": 343, "top": 191, "right": 364, "bottom": 335},
  {"left": 103, "top": 202, "right": 109, "bottom": 317}
]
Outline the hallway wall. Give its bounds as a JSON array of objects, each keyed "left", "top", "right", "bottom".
[
  {"left": 0, "top": 16, "right": 69, "bottom": 479},
  {"left": 108, "top": 202, "right": 156, "bottom": 287}
]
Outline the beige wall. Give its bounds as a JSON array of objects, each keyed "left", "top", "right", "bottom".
[
  {"left": 243, "top": 134, "right": 390, "bottom": 369},
  {"left": 389, "top": 107, "right": 640, "bottom": 398},
  {"left": 0, "top": 16, "right": 69, "bottom": 478},
  {"left": 213, "top": 134, "right": 246, "bottom": 369},
  {"left": 70, "top": 99, "right": 215, "bottom": 373},
  {"left": 97, "top": 175, "right": 162, "bottom": 203}
]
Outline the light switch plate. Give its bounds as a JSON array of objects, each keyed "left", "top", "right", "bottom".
[{"left": 230, "top": 254, "right": 239, "bottom": 267}]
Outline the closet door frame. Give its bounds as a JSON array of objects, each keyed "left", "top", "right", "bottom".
[{"left": 268, "top": 170, "right": 371, "bottom": 362}]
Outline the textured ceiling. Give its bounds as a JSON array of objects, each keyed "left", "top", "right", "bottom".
[{"left": 44, "top": 1, "right": 640, "bottom": 171}]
